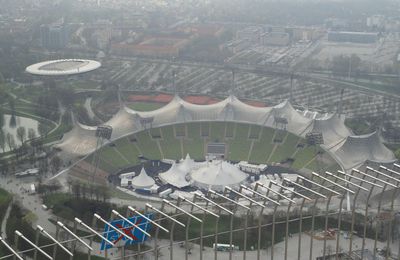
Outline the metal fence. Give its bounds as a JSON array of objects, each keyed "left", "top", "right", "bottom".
[{"left": 1, "top": 163, "right": 400, "bottom": 260}]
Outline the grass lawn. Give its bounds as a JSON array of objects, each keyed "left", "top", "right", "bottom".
[
  {"left": 225, "top": 122, "right": 235, "bottom": 138},
  {"left": 99, "top": 144, "right": 130, "bottom": 168},
  {"left": 183, "top": 122, "right": 204, "bottom": 160},
  {"left": 269, "top": 133, "right": 300, "bottom": 163},
  {"left": 292, "top": 146, "right": 319, "bottom": 170},
  {"left": 112, "top": 137, "right": 140, "bottom": 165},
  {"left": 174, "top": 123, "right": 186, "bottom": 137},
  {"left": 127, "top": 102, "right": 165, "bottom": 111},
  {"left": 135, "top": 131, "right": 162, "bottom": 159},
  {"left": 84, "top": 121, "right": 339, "bottom": 173},
  {"left": 200, "top": 122, "right": 210, "bottom": 137},
  {"left": 209, "top": 122, "right": 226, "bottom": 142},
  {"left": 0, "top": 188, "right": 11, "bottom": 224},
  {"left": 227, "top": 123, "right": 251, "bottom": 161},
  {"left": 249, "top": 125, "right": 262, "bottom": 139},
  {"left": 159, "top": 125, "right": 182, "bottom": 159},
  {"left": 248, "top": 128, "right": 275, "bottom": 164}
]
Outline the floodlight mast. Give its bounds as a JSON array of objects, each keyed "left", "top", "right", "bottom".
[{"left": 0, "top": 236, "right": 23, "bottom": 260}]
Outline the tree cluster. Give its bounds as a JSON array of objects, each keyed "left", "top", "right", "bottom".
[{"left": 67, "top": 178, "right": 111, "bottom": 202}]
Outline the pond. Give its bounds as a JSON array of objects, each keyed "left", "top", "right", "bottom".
[{"left": 1, "top": 114, "right": 40, "bottom": 151}]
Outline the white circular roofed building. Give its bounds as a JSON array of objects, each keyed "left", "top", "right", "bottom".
[
  {"left": 26, "top": 59, "right": 101, "bottom": 76},
  {"left": 130, "top": 168, "right": 155, "bottom": 189},
  {"left": 190, "top": 160, "right": 248, "bottom": 191}
]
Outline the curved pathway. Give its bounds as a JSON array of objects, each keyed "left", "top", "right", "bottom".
[{"left": 0, "top": 203, "right": 12, "bottom": 238}]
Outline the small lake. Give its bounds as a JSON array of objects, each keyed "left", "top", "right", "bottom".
[{"left": 1, "top": 114, "right": 40, "bottom": 151}]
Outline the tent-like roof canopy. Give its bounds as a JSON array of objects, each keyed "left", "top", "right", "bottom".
[
  {"left": 158, "top": 154, "right": 204, "bottom": 188},
  {"left": 131, "top": 168, "right": 155, "bottom": 189},
  {"left": 56, "top": 95, "right": 396, "bottom": 174},
  {"left": 331, "top": 131, "right": 396, "bottom": 171},
  {"left": 190, "top": 160, "right": 248, "bottom": 191}
]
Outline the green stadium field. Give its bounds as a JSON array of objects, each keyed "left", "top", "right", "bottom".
[{"left": 84, "top": 121, "right": 340, "bottom": 174}]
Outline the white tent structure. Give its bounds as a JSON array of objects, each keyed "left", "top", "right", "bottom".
[
  {"left": 158, "top": 163, "right": 191, "bottom": 188},
  {"left": 190, "top": 160, "right": 248, "bottom": 191},
  {"left": 130, "top": 168, "right": 155, "bottom": 189},
  {"left": 158, "top": 154, "right": 203, "bottom": 188},
  {"left": 56, "top": 95, "right": 396, "bottom": 174},
  {"left": 306, "top": 114, "right": 352, "bottom": 149},
  {"left": 331, "top": 131, "right": 396, "bottom": 171},
  {"left": 57, "top": 121, "right": 99, "bottom": 159}
]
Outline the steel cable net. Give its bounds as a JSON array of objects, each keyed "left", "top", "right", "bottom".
[{"left": 1, "top": 163, "right": 400, "bottom": 260}]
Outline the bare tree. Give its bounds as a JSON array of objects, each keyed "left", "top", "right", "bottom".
[
  {"left": 27, "top": 128, "right": 36, "bottom": 141},
  {"left": 16, "top": 126, "right": 26, "bottom": 144},
  {"left": 0, "top": 130, "right": 5, "bottom": 152},
  {"left": 66, "top": 177, "right": 73, "bottom": 193},
  {"left": 6, "top": 133, "right": 15, "bottom": 151},
  {"left": 50, "top": 155, "right": 63, "bottom": 174}
]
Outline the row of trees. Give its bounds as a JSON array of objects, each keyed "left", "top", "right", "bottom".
[
  {"left": 67, "top": 178, "right": 111, "bottom": 202},
  {"left": 0, "top": 126, "right": 37, "bottom": 153}
]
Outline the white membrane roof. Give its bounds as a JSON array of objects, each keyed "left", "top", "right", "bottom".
[
  {"left": 130, "top": 168, "right": 155, "bottom": 189},
  {"left": 26, "top": 59, "right": 101, "bottom": 76},
  {"left": 190, "top": 160, "right": 248, "bottom": 191},
  {"left": 57, "top": 95, "right": 396, "bottom": 172}
]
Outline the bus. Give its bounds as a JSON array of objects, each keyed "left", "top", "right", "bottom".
[{"left": 213, "top": 243, "right": 237, "bottom": 251}]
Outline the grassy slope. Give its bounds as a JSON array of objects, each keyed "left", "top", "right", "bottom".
[
  {"left": 183, "top": 122, "right": 204, "bottom": 160},
  {"left": 159, "top": 125, "right": 182, "bottom": 159},
  {"left": 248, "top": 128, "right": 275, "bottom": 164},
  {"left": 227, "top": 123, "right": 251, "bottom": 161},
  {"left": 269, "top": 133, "right": 300, "bottom": 163},
  {"left": 89, "top": 122, "right": 339, "bottom": 173}
]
